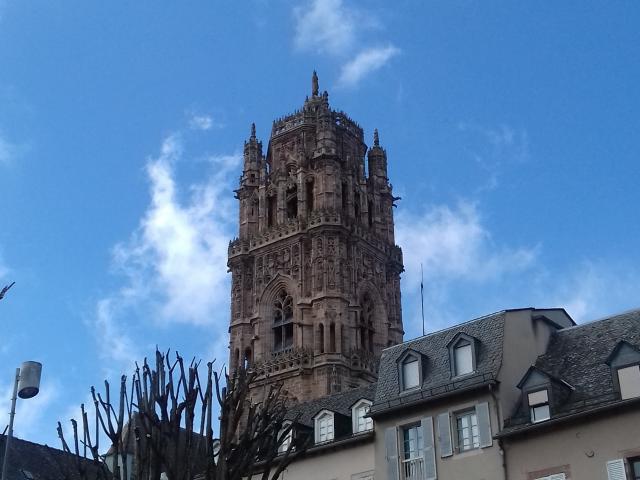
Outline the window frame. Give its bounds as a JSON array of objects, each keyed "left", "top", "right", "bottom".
[
  {"left": 277, "top": 421, "right": 294, "bottom": 455},
  {"left": 398, "top": 349, "right": 424, "bottom": 394},
  {"left": 272, "top": 290, "right": 294, "bottom": 353},
  {"left": 454, "top": 409, "right": 480, "bottom": 453},
  {"left": 401, "top": 423, "right": 424, "bottom": 461},
  {"left": 351, "top": 399, "right": 373, "bottom": 434},
  {"left": 447, "top": 333, "right": 478, "bottom": 379},
  {"left": 314, "top": 410, "right": 335, "bottom": 444},
  {"left": 528, "top": 388, "right": 551, "bottom": 423},
  {"left": 616, "top": 363, "right": 640, "bottom": 400},
  {"left": 629, "top": 456, "right": 640, "bottom": 480}
]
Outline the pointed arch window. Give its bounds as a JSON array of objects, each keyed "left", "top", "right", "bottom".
[
  {"left": 359, "top": 294, "right": 375, "bottom": 352},
  {"left": 273, "top": 290, "right": 294, "bottom": 352}
]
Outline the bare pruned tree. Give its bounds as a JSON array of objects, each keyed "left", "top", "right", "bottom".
[
  {"left": 0, "top": 281, "right": 15, "bottom": 301},
  {"left": 58, "top": 349, "right": 308, "bottom": 480}
]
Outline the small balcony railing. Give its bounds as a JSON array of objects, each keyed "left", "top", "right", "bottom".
[{"left": 401, "top": 457, "right": 424, "bottom": 480}]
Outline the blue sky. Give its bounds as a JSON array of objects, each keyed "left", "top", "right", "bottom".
[{"left": 1, "top": 0, "right": 640, "bottom": 446}]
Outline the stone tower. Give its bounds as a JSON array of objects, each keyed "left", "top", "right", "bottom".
[{"left": 227, "top": 72, "right": 404, "bottom": 402}]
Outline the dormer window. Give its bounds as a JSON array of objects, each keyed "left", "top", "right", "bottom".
[
  {"left": 617, "top": 365, "right": 640, "bottom": 400},
  {"left": 315, "top": 411, "right": 334, "bottom": 443},
  {"left": 454, "top": 342, "right": 473, "bottom": 376},
  {"left": 402, "top": 354, "right": 420, "bottom": 390},
  {"left": 528, "top": 389, "right": 550, "bottom": 423},
  {"left": 352, "top": 400, "right": 373, "bottom": 433},
  {"left": 278, "top": 422, "right": 294, "bottom": 454},
  {"left": 606, "top": 340, "right": 640, "bottom": 400},
  {"left": 447, "top": 333, "right": 477, "bottom": 378}
]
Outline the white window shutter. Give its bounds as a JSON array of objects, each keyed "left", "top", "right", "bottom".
[
  {"left": 475, "top": 402, "right": 493, "bottom": 448},
  {"left": 422, "top": 416, "right": 437, "bottom": 480},
  {"left": 384, "top": 427, "right": 400, "bottom": 480},
  {"left": 436, "top": 412, "right": 453, "bottom": 458},
  {"left": 606, "top": 459, "right": 627, "bottom": 480}
]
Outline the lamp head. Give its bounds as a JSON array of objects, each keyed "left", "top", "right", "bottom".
[{"left": 18, "top": 361, "right": 42, "bottom": 399}]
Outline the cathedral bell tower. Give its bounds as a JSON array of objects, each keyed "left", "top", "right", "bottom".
[{"left": 227, "top": 72, "right": 404, "bottom": 402}]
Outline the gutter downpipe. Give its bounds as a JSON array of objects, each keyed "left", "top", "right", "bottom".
[{"left": 489, "top": 383, "right": 508, "bottom": 480}]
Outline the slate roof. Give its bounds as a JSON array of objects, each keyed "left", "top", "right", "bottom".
[
  {"left": 370, "top": 311, "right": 506, "bottom": 415},
  {"left": 286, "top": 383, "right": 377, "bottom": 427},
  {"left": 0, "top": 435, "right": 102, "bottom": 480},
  {"left": 502, "top": 308, "right": 640, "bottom": 434}
]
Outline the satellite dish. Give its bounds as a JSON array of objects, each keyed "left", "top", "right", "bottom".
[{"left": 18, "top": 361, "right": 42, "bottom": 399}]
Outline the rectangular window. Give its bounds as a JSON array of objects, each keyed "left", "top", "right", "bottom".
[
  {"left": 455, "top": 410, "right": 479, "bottom": 452},
  {"left": 317, "top": 415, "right": 334, "bottom": 443},
  {"left": 402, "top": 424, "right": 424, "bottom": 460},
  {"left": 631, "top": 457, "right": 640, "bottom": 480},
  {"left": 278, "top": 427, "right": 293, "bottom": 454},
  {"left": 618, "top": 365, "right": 640, "bottom": 400},
  {"left": 401, "top": 425, "right": 425, "bottom": 480},
  {"left": 355, "top": 404, "right": 373, "bottom": 432},
  {"left": 534, "top": 474, "right": 566, "bottom": 480},
  {"left": 528, "top": 389, "right": 551, "bottom": 423},
  {"left": 402, "top": 357, "right": 420, "bottom": 390},
  {"left": 454, "top": 344, "right": 473, "bottom": 376}
]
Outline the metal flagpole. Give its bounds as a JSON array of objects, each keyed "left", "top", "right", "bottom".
[{"left": 421, "top": 263, "right": 425, "bottom": 336}]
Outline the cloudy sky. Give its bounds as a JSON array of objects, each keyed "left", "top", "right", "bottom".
[{"left": 1, "top": 0, "right": 639, "bottom": 446}]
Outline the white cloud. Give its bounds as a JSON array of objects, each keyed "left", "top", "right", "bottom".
[
  {"left": 0, "top": 375, "right": 60, "bottom": 441},
  {"left": 458, "top": 123, "right": 530, "bottom": 192},
  {"left": 188, "top": 114, "right": 224, "bottom": 131},
  {"left": 293, "top": 0, "right": 360, "bottom": 55},
  {"left": 337, "top": 45, "right": 400, "bottom": 88},
  {"left": 545, "top": 261, "right": 640, "bottom": 323},
  {"left": 92, "top": 132, "right": 239, "bottom": 366},
  {"left": 0, "top": 133, "right": 17, "bottom": 166},
  {"left": 396, "top": 201, "right": 538, "bottom": 331}
]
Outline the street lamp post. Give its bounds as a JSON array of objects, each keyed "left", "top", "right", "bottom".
[{"left": 1, "top": 361, "right": 42, "bottom": 480}]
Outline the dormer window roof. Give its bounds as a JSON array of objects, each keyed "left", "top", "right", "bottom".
[
  {"left": 397, "top": 349, "right": 423, "bottom": 392},
  {"left": 447, "top": 333, "right": 478, "bottom": 378}
]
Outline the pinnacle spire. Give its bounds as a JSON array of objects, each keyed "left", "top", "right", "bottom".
[
  {"left": 373, "top": 128, "right": 379, "bottom": 147},
  {"left": 251, "top": 123, "right": 256, "bottom": 139},
  {"left": 312, "top": 70, "right": 319, "bottom": 97}
]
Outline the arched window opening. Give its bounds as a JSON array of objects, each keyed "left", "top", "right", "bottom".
[
  {"left": 306, "top": 178, "right": 315, "bottom": 213},
  {"left": 354, "top": 190, "right": 361, "bottom": 223},
  {"left": 329, "top": 323, "right": 336, "bottom": 352},
  {"left": 359, "top": 294, "right": 375, "bottom": 352},
  {"left": 250, "top": 197, "right": 258, "bottom": 219},
  {"left": 341, "top": 182, "right": 348, "bottom": 213},
  {"left": 286, "top": 184, "right": 298, "bottom": 220},
  {"left": 267, "top": 194, "right": 276, "bottom": 227},
  {"left": 319, "top": 323, "right": 325, "bottom": 354},
  {"left": 244, "top": 348, "right": 252, "bottom": 369},
  {"left": 273, "top": 290, "right": 294, "bottom": 352},
  {"left": 367, "top": 200, "right": 373, "bottom": 227},
  {"left": 234, "top": 348, "right": 240, "bottom": 370}
]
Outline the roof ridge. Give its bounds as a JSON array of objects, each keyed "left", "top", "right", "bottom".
[
  {"left": 383, "top": 310, "right": 507, "bottom": 351},
  {"left": 555, "top": 307, "right": 640, "bottom": 333}
]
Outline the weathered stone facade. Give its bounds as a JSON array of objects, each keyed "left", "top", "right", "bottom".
[{"left": 227, "top": 72, "right": 404, "bottom": 402}]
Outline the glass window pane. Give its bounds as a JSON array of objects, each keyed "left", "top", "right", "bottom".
[
  {"left": 454, "top": 344, "right": 473, "bottom": 376},
  {"left": 528, "top": 389, "right": 549, "bottom": 405},
  {"left": 618, "top": 365, "right": 640, "bottom": 400},
  {"left": 403, "top": 357, "right": 420, "bottom": 389},
  {"left": 531, "top": 404, "right": 550, "bottom": 422}
]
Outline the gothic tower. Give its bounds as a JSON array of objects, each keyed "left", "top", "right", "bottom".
[{"left": 227, "top": 72, "right": 404, "bottom": 402}]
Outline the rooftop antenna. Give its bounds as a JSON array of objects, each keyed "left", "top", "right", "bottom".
[{"left": 421, "top": 264, "right": 425, "bottom": 336}]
